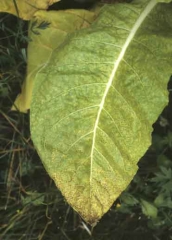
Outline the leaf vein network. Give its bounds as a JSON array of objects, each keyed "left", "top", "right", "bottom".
[{"left": 53, "top": 105, "right": 99, "bottom": 128}]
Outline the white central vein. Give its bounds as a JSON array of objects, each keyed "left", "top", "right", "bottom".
[{"left": 90, "top": 0, "right": 157, "bottom": 184}]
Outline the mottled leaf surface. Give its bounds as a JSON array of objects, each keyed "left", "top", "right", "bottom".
[{"left": 30, "top": 0, "right": 172, "bottom": 224}]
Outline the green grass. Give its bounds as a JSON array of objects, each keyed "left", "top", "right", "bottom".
[{"left": 0, "top": 8, "right": 172, "bottom": 240}]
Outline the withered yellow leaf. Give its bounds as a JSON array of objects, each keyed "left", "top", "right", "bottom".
[
  {"left": 0, "top": 0, "right": 60, "bottom": 20},
  {"left": 12, "top": 9, "right": 96, "bottom": 112}
]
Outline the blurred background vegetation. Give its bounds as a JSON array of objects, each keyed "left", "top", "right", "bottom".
[{"left": 0, "top": 1, "right": 172, "bottom": 239}]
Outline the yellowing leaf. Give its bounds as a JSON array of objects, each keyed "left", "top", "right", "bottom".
[
  {"left": 12, "top": 9, "right": 96, "bottom": 112},
  {"left": 30, "top": 0, "right": 172, "bottom": 224},
  {"left": 0, "top": 0, "right": 60, "bottom": 20}
]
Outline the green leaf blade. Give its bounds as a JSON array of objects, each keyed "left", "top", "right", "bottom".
[{"left": 31, "top": 0, "right": 172, "bottom": 224}]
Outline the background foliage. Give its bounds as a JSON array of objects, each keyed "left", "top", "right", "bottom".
[{"left": 0, "top": 1, "right": 172, "bottom": 239}]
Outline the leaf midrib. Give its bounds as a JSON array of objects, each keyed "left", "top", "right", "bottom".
[{"left": 89, "top": 0, "right": 157, "bottom": 200}]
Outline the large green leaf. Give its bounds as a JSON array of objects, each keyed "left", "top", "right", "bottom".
[{"left": 30, "top": 0, "right": 172, "bottom": 225}]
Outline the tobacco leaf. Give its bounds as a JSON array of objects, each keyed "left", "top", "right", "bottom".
[
  {"left": 12, "top": 9, "right": 96, "bottom": 112},
  {"left": 0, "top": 0, "right": 61, "bottom": 20},
  {"left": 30, "top": 0, "right": 172, "bottom": 224}
]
